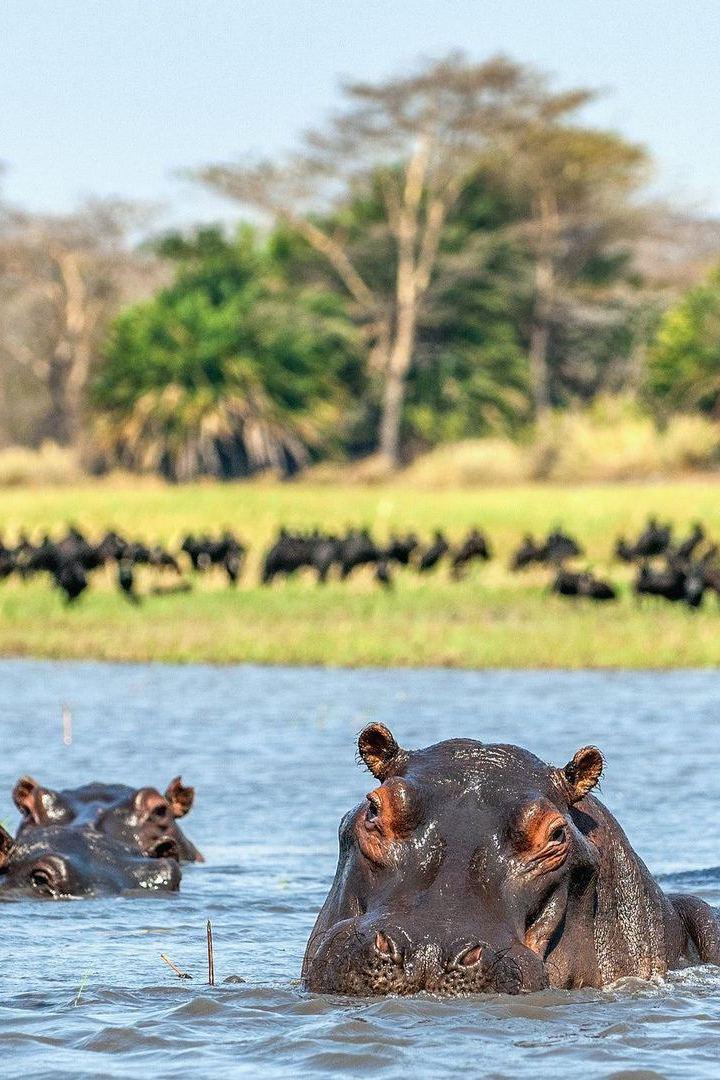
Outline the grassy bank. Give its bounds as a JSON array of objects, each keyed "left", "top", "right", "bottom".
[{"left": 0, "top": 479, "right": 719, "bottom": 668}]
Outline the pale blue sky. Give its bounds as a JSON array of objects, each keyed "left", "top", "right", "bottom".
[{"left": 1, "top": 0, "right": 718, "bottom": 226}]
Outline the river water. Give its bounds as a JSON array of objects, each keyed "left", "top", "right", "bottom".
[{"left": 0, "top": 661, "right": 718, "bottom": 1078}]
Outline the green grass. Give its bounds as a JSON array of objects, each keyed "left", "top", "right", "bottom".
[{"left": 1, "top": 478, "right": 719, "bottom": 668}]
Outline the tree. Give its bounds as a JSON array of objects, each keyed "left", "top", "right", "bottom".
[
  {"left": 646, "top": 264, "right": 720, "bottom": 415},
  {"left": 402, "top": 169, "right": 532, "bottom": 444},
  {"left": 92, "top": 227, "right": 364, "bottom": 480},
  {"left": 265, "top": 142, "right": 648, "bottom": 444},
  {"left": 497, "top": 122, "right": 649, "bottom": 415},
  {"left": 0, "top": 200, "right": 157, "bottom": 445},
  {"left": 269, "top": 167, "right": 533, "bottom": 454},
  {"left": 195, "top": 54, "right": 585, "bottom": 467}
]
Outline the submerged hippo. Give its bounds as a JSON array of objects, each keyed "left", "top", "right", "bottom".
[
  {"left": 303, "top": 725, "right": 720, "bottom": 995},
  {"left": 0, "top": 823, "right": 181, "bottom": 898},
  {"left": 12, "top": 776, "right": 203, "bottom": 862}
]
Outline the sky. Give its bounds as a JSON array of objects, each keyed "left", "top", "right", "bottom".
[{"left": 1, "top": 0, "right": 719, "bottom": 229}]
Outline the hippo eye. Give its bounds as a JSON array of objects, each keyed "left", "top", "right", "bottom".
[
  {"left": 548, "top": 824, "right": 567, "bottom": 846},
  {"left": 30, "top": 867, "right": 56, "bottom": 896},
  {"left": 364, "top": 793, "right": 381, "bottom": 827}
]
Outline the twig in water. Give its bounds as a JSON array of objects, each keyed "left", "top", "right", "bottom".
[
  {"left": 160, "top": 953, "right": 192, "bottom": 980},
  {"left": 61, "top": 703, "right": 72, "bottom": 746},
  {"left": 73, "top": 968, "right": 92, "bottom": 1006},
  {"left": 207, "top": 920, "right": 215, "bottom": 986}
]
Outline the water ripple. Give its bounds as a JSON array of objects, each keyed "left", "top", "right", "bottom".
[{"left": 0, "top": 661, "right": 719, "bottom": 1077}]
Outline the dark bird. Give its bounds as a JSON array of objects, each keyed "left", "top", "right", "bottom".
[
  {"left": 117, "top": 559, "right": 140, "bottom": 605},
  {"left": 633, "top": 518, "right": 673, "bottom": 558},
  {"left": 451, "top": 528, "right": 492, "bottom": 578},
  {"left": 614, "top": 537, "right": 636, "bottom": 563},
  {"left": 635, "top": 562, "right": 689, "bottom": 605},
  {"left": 551, "top": 569, "right": 617, "bottom": 601},
  {"left": 674, "top": 523, "right": 705, "bottom": 561},
  {"left": 223, "top": 552, "right": 242, "bottom": 585},
  {"left": 541, "top": 528, "right": 583, "bottom": 564},
  {"left": 54, "top": 561, "right": 88, "bottom": 604},
  {"left": 418, "top": 531, "right": 449, "bottom": 573},
  {"left": 511, "top": 535, "right": 542, "bottom": 571},
  {"left": 375, "top": 559, "right": 393, "bottom": 588},
  {"left": 385, "top": 533, "right": 419, "bottom": 566}
]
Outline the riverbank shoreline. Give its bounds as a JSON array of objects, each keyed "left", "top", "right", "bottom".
[{"left": 1, "top": 479, "right": 718, "bottom": 668}]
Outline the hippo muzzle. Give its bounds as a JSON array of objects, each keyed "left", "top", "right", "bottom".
[
  {"left": 305, "top": 915, "right": 548, "bottom": 996},
  {"left": 0, "top": 824, "right": 182, "bottom": 899}
]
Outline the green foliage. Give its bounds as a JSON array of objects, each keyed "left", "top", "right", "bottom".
[
  {"left": 647, "top": 264, "right": 720, "bottom": 414},
  {"left": 405, "top": 172, "right": 531, "bottom": 444},
  {"left": 269, "top": 169, "right": 534, "bottom": 451},
  {"left": 95, "top": 168, "right": 653, "bottom": 476},
  {"left": 93, "top": 228, "right": 364, "bottom": 479},
  {"left": 92, "top": 61, "right": 659, "bottom": 474}
]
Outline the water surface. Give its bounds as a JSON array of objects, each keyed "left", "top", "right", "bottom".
[{"left": 0, "top": 661, "right": 719, "bottom": 1078}]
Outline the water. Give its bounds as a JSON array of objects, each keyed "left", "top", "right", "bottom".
[{"left": 0, "top": 661, "right": 719, "bottom": 1078}]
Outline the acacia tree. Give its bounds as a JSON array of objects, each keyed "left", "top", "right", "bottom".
[
  {"left": 195, "top": 54, "right": 578, "bottom": 467},
  {"left": 0, "top": 200, "right": 157, "bottom": 445}
]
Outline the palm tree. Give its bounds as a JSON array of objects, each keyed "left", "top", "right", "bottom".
[{"left": 91, "top": 229, "right": 363, "bottom": 480}]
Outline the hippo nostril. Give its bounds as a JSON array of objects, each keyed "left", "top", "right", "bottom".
[
  {"left": 457, "top": 944, "right": 483, "bottom": 968},
  {"left": 374, "top": 931, "right": 400, "bottom": 962},
  {"left": 375, "top": 931, "right": 391, "bottom": 955},
  {"left": 147, "top": 837, "right": 180, "bottom": 861}
]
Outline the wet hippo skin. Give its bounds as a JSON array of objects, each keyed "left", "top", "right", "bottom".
[
  {"left": 303, "top": 724, "right": 720, "bottom": 995},
  {"left": 0, "top": 823, "right": 181, "bottom": 898},
  {"left": 12, "top": 776, "right": 203, "bottom": 863}
]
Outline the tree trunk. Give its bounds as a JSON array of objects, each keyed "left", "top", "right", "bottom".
[
  {"left": 378, "top": 300, "right": 416, "bottom": 467},
  {"left": 42, "top": 249, "right": 92, "bottom": 446},
  {"left": 528, "top": 251, "right": 554, "bottom": 417},
  {"left": 528, "top": 319, "right": 550, "bottom": 415},
  {"left": 379, "top": 363, "right": 405, "bottom": 466},
  {"left": 44, "top": 347, "right": 88, "bottom": 446},
  {"left": 44, "top": 355, "right": 75, "bottom": 445}
]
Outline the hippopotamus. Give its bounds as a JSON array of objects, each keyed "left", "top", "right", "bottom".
[
  {"left": 0, "top": 823, "right": 181, "bottom": 898},
  {"left": 12, "top": 776, "right": 203, "bottom": 863},
  {"left": 303, "top": 724, "right": 720, "bottom": 995}
]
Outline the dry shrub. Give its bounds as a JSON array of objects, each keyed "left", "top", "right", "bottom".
[
  {"left": 307, "top": 453, "right": 406, "bottom": 485},
  {"left": 539, "top": 403, "right": 720, "bottom": 482},
  {"left": 403, "top": 400, "right": 720, "bottom": 487},
  {"left": 0, "top": 442, "right": 83, "bottom": 486},
  {"left": 403, "top": 438, "right": 531, "bottom": 487},
  {"left": 660, "top": 414, "right": 720, "bottom": 471},
  {"left": 537, "top": 410, "right": 661, "bottom": 482}
]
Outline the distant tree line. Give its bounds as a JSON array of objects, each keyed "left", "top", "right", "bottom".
[{"left": 1, "top": 54, "right": 719, "bottom": 479}]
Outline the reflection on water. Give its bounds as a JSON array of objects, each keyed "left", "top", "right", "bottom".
[{"left": 0, "top": 661, "right": 718, "bottom": 1078}]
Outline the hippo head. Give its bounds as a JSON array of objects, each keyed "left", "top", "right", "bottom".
[
  {"left": 303, "top": 725, "right": 603, "bottom": 996},
  {"left": 0, "top": 824, "right": 181, "bottom": 898},
  {"left": 13, "top": 777, "right": 203, "bottom": 863}
]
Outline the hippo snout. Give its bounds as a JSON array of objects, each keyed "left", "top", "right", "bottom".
[
  {"left": 305, "top": 918, "right": 548, "bottom": 996},
  {"left": 130, "top": 854, "right": 182, "bottom": 893}
]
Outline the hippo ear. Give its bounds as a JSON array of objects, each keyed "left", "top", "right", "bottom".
[
  {"left": 164, "top": 776, "right": 194, "bottom": 818},
  {"left": 12, "top": 776, "right": 46, "bottom": 824},
  {"left": 559, "top": 746, "right": 604, "bottom": 804},
  {"left": 134, "top": 788, "right": 168, "bottom": 819},
  {"left": 358, "top": 724, "right": 405, "bottom": 779},
  {"left": 0, "top": 824, "right": 14, "bottom": 869}
]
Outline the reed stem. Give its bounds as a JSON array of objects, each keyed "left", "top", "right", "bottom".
[{"left": 207, "top": 920, "right": 215, "bottom": 986}]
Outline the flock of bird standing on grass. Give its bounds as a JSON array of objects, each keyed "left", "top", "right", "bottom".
[{"left": 0, "top": 517, "right": 716, "bottom": 609}]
